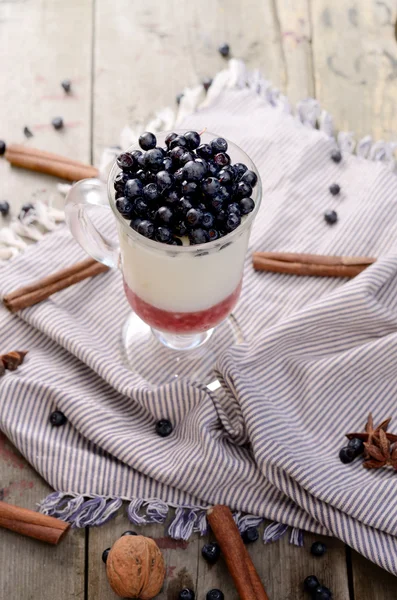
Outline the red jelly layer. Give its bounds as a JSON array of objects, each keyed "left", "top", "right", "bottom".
[{"left": 124, "top": 279, "right": 242, "bottom": 333}]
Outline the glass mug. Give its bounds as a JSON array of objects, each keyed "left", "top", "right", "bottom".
[{"left": 65, "top": 131, "right": 262, "bottom": 382}]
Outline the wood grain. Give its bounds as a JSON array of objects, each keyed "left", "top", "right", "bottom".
[{"left": 351, "top": 549, "right": 397, "bottom": 599}]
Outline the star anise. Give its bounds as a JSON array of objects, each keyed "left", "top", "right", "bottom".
[
  {"left": 364, "top": 429, "right": 391, "bottom": 469},
  {"left": 346, "top": 413, "right": 397, "bottom": 457}
]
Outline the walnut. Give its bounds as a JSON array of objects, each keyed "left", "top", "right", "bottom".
[{"left": 106, "top": 534, "right": 165, "bottom": 599}]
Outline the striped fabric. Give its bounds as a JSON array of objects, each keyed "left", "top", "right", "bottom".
[{"left": 2, "top": 66, "right": 397, "bottom": 574}]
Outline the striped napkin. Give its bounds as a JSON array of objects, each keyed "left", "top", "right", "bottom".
[{"left": 2, "top": 61, "right": 397, "bottom": 575}]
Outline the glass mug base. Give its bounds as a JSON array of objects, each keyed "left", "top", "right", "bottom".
[{"left": 121, "top": 311, "right": 244, "bottom": 385}]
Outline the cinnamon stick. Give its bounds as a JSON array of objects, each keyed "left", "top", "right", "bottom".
[
  {"left": 3, "top": 258, "right": 109, "bottom": 312},
  {"left": 6, "top": 144, "right": 93, "bottom": 169},
  {"left": 0, "top": 500, "right": 69, "bottom": 545},
  {"left": 207, "top": 505, "right": 270, "bottom": 600},
  {"left": 5, "top": 150, "right": 98, "bottom": 181},
  {"left": 253, "top": 252, "right": 376, "bottom": 278}
]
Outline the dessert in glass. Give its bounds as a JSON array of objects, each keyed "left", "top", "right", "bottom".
[{"left": 65, "top": 130, "right": 261, "bottom": 383}]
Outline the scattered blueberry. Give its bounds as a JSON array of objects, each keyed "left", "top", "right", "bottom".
[
  {"left": 0, "top": 201, "right": 10, "bottom": 217},
  {"left": 61, "top": 79, "right": 71, "bottom": 93},
  {"left": 139, "top": 131, "right": 157, "bottom": 151},
  {"left": 116, "top": 152, "right": 135, "bottom": 171},
  {"left": 218, "top": 43, "right": 230, "bottom": 57},
  {"left": 49, "top": 410, "right": 67, "bottom": 427},
  {"left": 0, "top": 140, "right": 6, "bottom": 155},
  {"left": 176, "top": 92, "right": 184, "bottom": 105},
  {"left": 331, "top": 150, "right": 342, "bottom": 163},
  {"left": 206, "top": 590, "right": 224, "bottom": 600},
  {"left": 125, "top": 178, "right": 143, "bottom": 199},
  {"left": 137, "top": 220, "right": 155, "bottom": 239},
  {"left": 202, "top": 77, "right": 213, "bottom": 91},
  {"left": 102, "top": 548, "right": 110, "bottom": 564},
  {"left": 311, "top": 541, "right": 327, "bottom": 557},
  {"left": 121, "top": 530, "right": 138, "bottom": 536},
  {"left": 347, "top": 437, "right": 364, "bottom": 455},
  {"left": 184, "top": 131, "right": 201, "bottom": 150},
  {"left": 178, "top": 589, "right": 195, "bottom": 600},
  {"left": 201, "top": 542, "right": 221, "bottom": 564},
  {"left": 324, "top": 209, "right": 338, "bottom": 225},
  {"left": 304, "top": 575, "right": 320, "bottom": 592},
  {"left": 329, "top": 183, "right": 340, "bottom": 196},
  {"left": 116, "top": 198, "right": 134, "bottom": 218},
  {"left": 156, "top": 419, "right": 173, "bottom": 437},
  {"left": 240, "top": 197, "right": 255, "bottom": 215},
  {"left": 189, "top": 228, "right": 209, "bottom": 244},
  {"left": 23, "top": 126, "right": 33, "bottom": 138},
  {"left": 313, "top": 585, "right": 333, "bottom": 600},
  {"left": 52, "top": 116, "right": 64, "bottom": 130},
  {"left": 339, "top": 446, "right": 356, "bottom": 464},
  {"left": 241, "top": 527, "right": 259, "bottom": 544}
]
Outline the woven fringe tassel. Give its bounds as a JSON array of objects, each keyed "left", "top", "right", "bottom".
[
  {"left": 290, "top": 527, "right": 305, "bottom": 547},
  {"left": 168, "top": 507, "right": 198, "bottom": 540},
  {"left": 263, "top": 521, "right": 289, "bottom": 543},
  {"left": 233, "top": 511, "right": 264, "bottom": 533},
  {"left": 127, "top": 498, "right": 169, "bottom": 526},
  {"left": 38, "top": 492, "right": 122, "bottom": 527}
]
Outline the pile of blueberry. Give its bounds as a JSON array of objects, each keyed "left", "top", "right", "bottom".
[
  {"left": 304, "top": 575, "right": 333, "bottom": 599},
  {"left": 114, "top": 131, "right": 257, "bottom": 245},
  {"left": 339, "top": 437, "right": 364, "bottom": 464}
]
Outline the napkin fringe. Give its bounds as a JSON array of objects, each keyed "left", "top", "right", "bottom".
[{"left": 39, "top": 491, "right": 303, "bottom": 544}]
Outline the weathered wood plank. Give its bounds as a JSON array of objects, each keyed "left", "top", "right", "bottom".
[
  {"left": 310, "top": 0, "right": 397, "bottom": 140},
  {"left": 351, "top": 550, "right": 397, "bottom": 599},
  {"left": 0, "top": 0, "right": 93, "bottom": 216},
  {"left": 0, "top": 434, "right": 85, "bottom": 599}
]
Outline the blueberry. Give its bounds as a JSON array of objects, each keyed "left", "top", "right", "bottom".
[
  {"left": 0, "top": 140, "right": 6, "bottom": 155},
  {"left": 207, "top": 160, "right": 220, "bottom": 177},
  {"left": 102, "top": 548, "right": 110, "bottom": 564},
  {"left": 172, "top": 236, "right": 183, "bottom": 246},
  {"left": 165, "top": 132, "right": 178, "bottom": 148},
  {"left": 182, "top": 180, "right": 199, "bottom": 197},
  {"left": 116, "top": 152, "right": 135, "bottom": 171},
  {"left": 201, "top": 542, "right": 221, "bottom": 564},
  {"left": 163, "top": 156, "right": 173, "bottom": 171},
  {"left": 189, "top": 228, "right": 209, "bottom": 244},
  {"left": 233, "top": 163, "right": 248, "bottom": 179},
  {"left": 178, "top": 589, "right": 195, "bottom": 600},
  {"left": 184, "top": 131, "right": 201, "bottom": 150},
  {"left": 165, "top": 190, "right": 180, "bottom": 206},
  {"left": 156, "top": 206, "right": 173, "bottom": 225},
  {"left": 0, "top": 201, "right": 10, "bottom": 217},
  {"left": 202, "top": 78, "right": 213, "bottom": 91},
  {"left": 211, "top": 137, "right": 228, "bottom": 154},
  {"left": 339, "top": 446, "right": 355, "bottom": 464},
  {"left": 135, "top": 169, "right": 149, "bottom": 183},
  {"left": 52, "top": 116, "right": 64, "bottom": 130},
  {"left": 143, "top": 183, "right": 160, "bottom": 202},
  {"left": 331, "top": 149, "right": 342, "bottom": 163},
  {"left": 114, "top": 171, "right": 129, "bottom": 192},
  {"left": 61, "top": 79, "right": 71, "bottom": 93},
  {"left": 156, "top": 170, "right": 174, "bottom": 193},
  {"left": 137, "top": 220, "right": 155, "bottom": 239},
  {"left": 329, "top": 183, "right": 340, "bottom": 195},
  {"left": 145, "top": 148, "right": 164, "bottom": 172},
  {"left": 183, "top": 160, "right": 207, "bottom": 182},
  {"left": 116, "top": 197, "right": 134, "bottom": 218},
  {"left": 115, "top": 190, "right": 124, "bottom": 199},
  {"left": 210, "top": 196, "right": 224, "bottom": 212},
  {"left": 186, "top": 208, "right": 203, "bottom": 227},
  {"left": 132, "top": 198, "right": 149, "bottom": 217},
  {"left": 311, "top": 541, "right": 327, "bottom": 557},
  {"left": 208, "top": 228, "right": 219, "bottom": 241},
  {"left": 156, "top": 419, "right": 173, "bottom": 437},
  {"left": 304, "top": 575, "right": 320, "bottom": 592},
  {"left": 23, "top": 126, "right": 33, "bottom": 138},
  {"left": 121, "top": 530, "right": 138, "bottom": 536},
  {"left": 201, "top": 177, "right": 221, "bottom": 197},
  {"left": 324, "top": 209, "right": 338, "bottom": 225},
  {"left": 218, "top": 167, "right": 234, "bottom": 185},
  {"left": 174, "top": 221, "right": 188, "bottom": 236},
  {"left": 125, "top": 178, "right": 143, "bottom": 199},
  {"left": 196, "top": 144, "right": 213, "bottom": 159},
  {"left": 216, "top": 209, "right": 227, "bottom": 223},
  {"left": 240, "top": 198, "right": 255, "bottom": 215},
  {"left": 313, "top": 585, "right": 333, "bottom": 600},
  {"left": 347, "top": 437, "right": 364, "bottom": 455},
  {"left": 176, "top": 92, "right": 184, "bottom": 105},
  {"left": 170, "top": 146, "right": 186, "bottom": 163},
  {"left": 241, "top": 527, "right": 259, "bottom": 544},
  {"left": 139, "top": 131, "right": 157, "bottom": 150},
  {"left": 218, "top": 43, "right": 230, "bottom": 57},
  {"left": 169, "top": 135, "right": 188, "bottom": 150},
  {"left": 181, "top": 151, "right": 195, "bottom": 165},
  {"left": 201, "top": 212, "right": 214, "bottom": 229},
  {"left": 214, "top": 153, "right": 229, "bottom": 167},
  {"left": 241, "top": 170, "right": 258, "bottom": 187},
  {"left": 130, "top": 218, "right": 142, "bottom": 231},
  {"left": 132, "top": 150, "right": 145, "bottom": 169},
  {"left": 49, "top": 411, "right": 67, "bottom": 427},
  {"left": 206, "top": 590, "right": 224, "bottom": 600},
  {"left": 227, "top": 202, "right": 240, "bottom": 215},
  {"left": 156, "top": 226, "right": 173, "bottom": 244},
  {"left": 195, "top": 158, "right": 208, "bottom": 175},
  {"left": 177, "top": 197, "right": 193, "bottom": 217},
  {"left": 236, "top": 181, "right": 252, "bottom": 198}
]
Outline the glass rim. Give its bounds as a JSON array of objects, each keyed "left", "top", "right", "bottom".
[{"left": 107, "top": 130, "right": 262, "bottom": 253}]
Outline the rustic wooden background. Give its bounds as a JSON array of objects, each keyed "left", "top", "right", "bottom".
[{"left": 1, "top": 0, "right": 397, "bottom": 598}]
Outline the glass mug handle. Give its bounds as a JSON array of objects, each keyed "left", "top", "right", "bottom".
[{"left": 64, "top": 178, "right": 119, "bottom": 269}]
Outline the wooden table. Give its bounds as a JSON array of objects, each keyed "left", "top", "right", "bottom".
[{"left": 1, "top": 1, "right": 397, "bottom": 598}]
